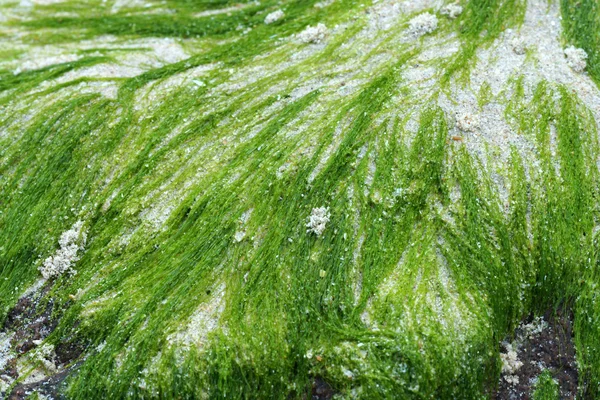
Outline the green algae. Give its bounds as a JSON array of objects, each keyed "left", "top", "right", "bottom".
[
  {"left": 441, "top": 0, "right": 527, "bottom": 85},
  {"left": 532, "top": 370, "right": 560, "bottom": 400},
  {"left": 1, "top": 0, "right": 600, "bottom": 398},
  {"left": 560, "top": 0, "right": 600, "bottom": 86}
]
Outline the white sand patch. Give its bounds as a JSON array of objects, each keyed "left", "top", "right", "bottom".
[
  {"left": 234, "top": 208, "right": 253, "bottom": 243},
  {"left": 39, "top": 221, "right": 87, "bottom": 279},
  {"left": 314, "top": 0, "right": 334, "bottom": 8},
  {"left": 193, "top": 3, "right": 249, "bottom": 18},
  {"left": 167, "top": 284, "right": 226, "bottom": 349},
  {"left": 139, "top": 193, "right": 178, "bottom": 231},
  {"left": 366, "top": 0, "right": 403, "bottom": 31},
  {"left": 60, "top": 63, "right": 144, "bottom": 82},
  {"left": 30, "top": 0, "right": 68, "bottom": 4},
  {"left": 111, "top": 0, "right": 149, "bottom": 13},
  {"left": 0, "top": 333, "right": 13, "bottom": 371},
  {"left": 364, "top": 149, "right": 377, "bottom": 196},
  {"left": 20, "top": 278, "right": 46, "bottom": 298},
  {"left": 148, "top": 38, "right": 189, "bottom": 64},
  {"left": 400, "top": 0, "right": 444, "bottom": 13},
  {"left": 352, "top": 232, "right": 366, "bottom": 304},
  {"left": 13, "top": 54, "right": 81, "bottom": 75},
  {"left": 52, "top": 38, "right": 188, "bottom": 86},
  {"left": 138, "top": 159, "right": 202, "bottom": 232}
]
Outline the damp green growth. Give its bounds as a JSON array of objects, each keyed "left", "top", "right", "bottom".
[
  {"left": 561, "top": 0, "right": 600, "bottom": 85},
  {"left": 1, "top": 0, "right": 600, "bottom": 399},
  {"left": 441, "top": 0, "right": 527, "bottom": 84},
  {"left": 532, "top": 370, "right": 560, "bottom": 400}
]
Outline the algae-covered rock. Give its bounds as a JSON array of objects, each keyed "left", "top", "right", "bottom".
[{"left": 1, "top": 0, "right": 600, "bottom": 398}]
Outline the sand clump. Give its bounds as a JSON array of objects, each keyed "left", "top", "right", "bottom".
[
  {"left": 298, "top": 24, "right": 329, "bottom": 44},
  {"left": 306, "top": 207, "right": 330, "bottom": 236},
  {"left": 564, "top": 45, "right": 588, "bottom": 73},
  {"left": 510, "top": 36, "right": 527, "bottom": 55},
  {"left": 264, "top": 10, "right": 284, "bottom": 25},
  {"left": 39, "top": 221, "right": 87, "bottom": 279},
  {"left": 440, "top": 3, "right": 463, "bottom": 19},
  {"left": 455, "top": 112, "right": 480, "bottom": 132},
  {"left": 407, "top": 13, "right": 438, "bottom": 37},
  {"left": 500, "top": 342, "right": 524, "bottom": 385}
]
